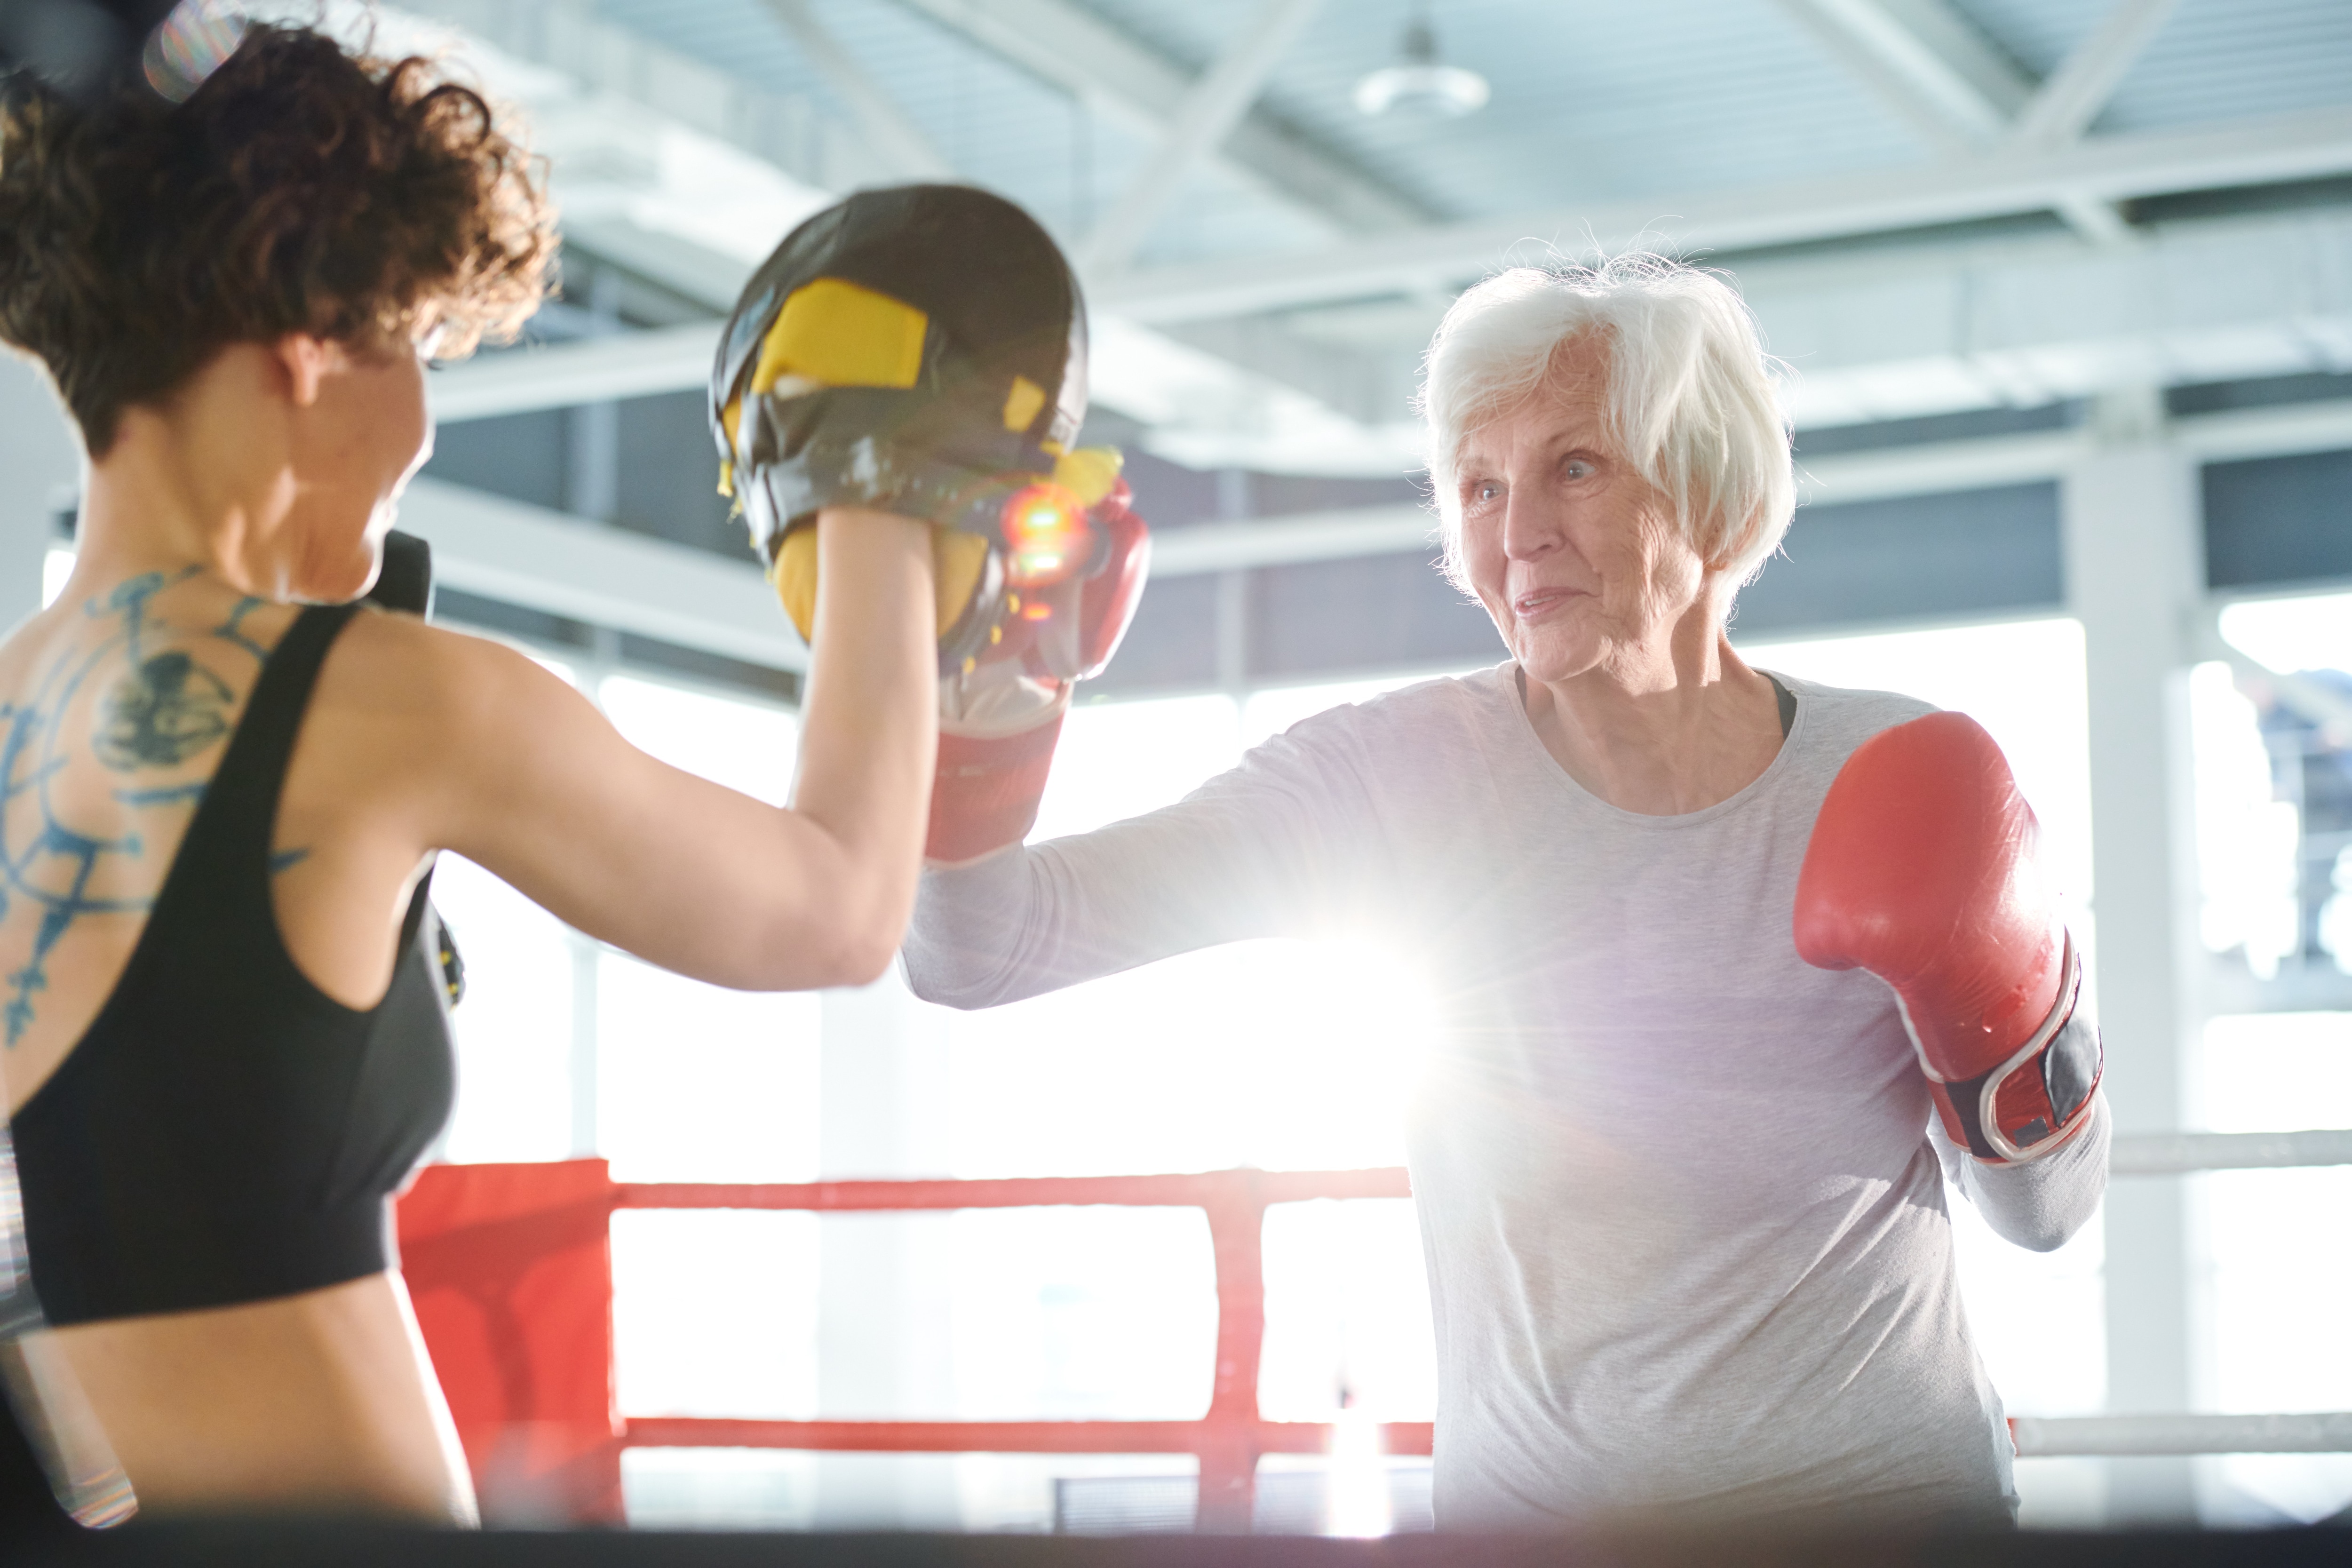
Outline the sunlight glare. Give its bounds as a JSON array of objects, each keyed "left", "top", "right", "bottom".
[{"left": 41, "top": 547, "right": 73, "bottom": 608}]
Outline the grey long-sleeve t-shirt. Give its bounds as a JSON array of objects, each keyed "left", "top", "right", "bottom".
[{"left": 903, "top": 664, "right": 2110, "bottom": 1531}]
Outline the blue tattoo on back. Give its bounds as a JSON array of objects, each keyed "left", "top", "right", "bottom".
[{"left": 0, "top": 572, "right": 277, "bottom": 1044}]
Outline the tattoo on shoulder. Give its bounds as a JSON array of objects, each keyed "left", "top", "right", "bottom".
[
  {"left": 96, "top": 650, "right": 233, "bottom": 770},
  {"left": 0, "top": 573, "right": 282, "bottom": 1044}
]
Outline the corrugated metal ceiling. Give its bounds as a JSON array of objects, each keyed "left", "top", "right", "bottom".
[{"left": 583, "top": 0, "right": 2352, "bottom": 272}]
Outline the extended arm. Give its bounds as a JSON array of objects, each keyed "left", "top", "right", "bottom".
[
  {"left": 905, "top": 719, "right": 1380, "bottom": 1009},
  {"left": 392, "top": 508, "right": 934, "bottom": 991}
]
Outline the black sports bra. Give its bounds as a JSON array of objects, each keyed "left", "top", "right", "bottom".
[{"left": 12, "top": 603, "right": 456, "bottom": 1326}]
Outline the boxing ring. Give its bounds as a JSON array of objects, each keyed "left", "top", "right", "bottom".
[{"left": 394, "top": 1130, "right": 2352, "bottom": 1532}]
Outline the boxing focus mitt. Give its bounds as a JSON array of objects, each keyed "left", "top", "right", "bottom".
[
  {"left": 709, "top": 183, "right": 1105, "bottom": 672},
  {"left": 927, "top": 476, "right": 1150, "bottom": 865},
  {"left": 1793, "top": 712, "right": 2102, "bottom": 1163}
]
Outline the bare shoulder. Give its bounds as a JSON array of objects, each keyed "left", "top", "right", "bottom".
[
  {"left": 319, "top": 608, "right": 588, "bottom": 734},
  {"left": 292, "top": 610, "right": 611, "bottom": 846}
]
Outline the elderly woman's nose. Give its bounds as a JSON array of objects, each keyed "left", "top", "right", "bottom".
[{"left": 1501, "top": 492, "right": 1565, "bottom": 559}]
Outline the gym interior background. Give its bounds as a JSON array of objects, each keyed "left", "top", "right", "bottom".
[{"left": 4, "top": 0, "right": 2352, "bottom": 1536}]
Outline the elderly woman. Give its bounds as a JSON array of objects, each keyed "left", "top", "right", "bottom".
[{"left": 905, "top": 256, "right": 2110, "bottom": 1531}]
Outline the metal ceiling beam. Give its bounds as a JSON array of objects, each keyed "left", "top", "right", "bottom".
[
  {"left": 763, "top": 0, "right": 955, "bottom": 181},
  {"left": 396, "top": 478, "right": 808, "bottom": 672},
  {"left": 2006, "top": 0, "right": 2185, "bottom": 244},
  {"left": 888, "top": 0, "right": 1432, "bottom": 235},
  {"left": 1152, "top": 504, "right": 1430, "bottom": 577},
  {"left": 1081, "top": 0, "right": 1324, "bottom": 275},
  {"left": 1778, "top": 0, "right": 2031, "bottom": 144},
  {"left": 2013, "top": 0, "right": 2184, "bottom": 146},
  {"left": 1749, "top": 207, "right": 2352, "bottom": 428},
  {"left": 1775, "top": 0, "right": 2134, "bottom": 242},
  {"left": 1091, "top": 105, "right": 2352, "bottom": 324},
  {"left": 432, "top": 323, "right": 721, "bottom": 422}
]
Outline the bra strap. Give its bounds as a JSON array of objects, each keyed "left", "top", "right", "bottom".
[{"left": 168, "top": 602, "right": 364, "bottom": 896}]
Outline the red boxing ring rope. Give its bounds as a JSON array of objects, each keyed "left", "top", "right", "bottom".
[{"left": 394, "top": 1161, "right": 1430, "bottom": 1531}]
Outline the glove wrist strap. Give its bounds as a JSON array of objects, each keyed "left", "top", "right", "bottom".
[{"left": 1913, "top": 936, "right": 2103, "bottom": 1164}]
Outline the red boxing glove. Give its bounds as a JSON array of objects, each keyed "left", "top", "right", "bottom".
[
  {"left": 926, "top": 485, "right": 1151, "bottom": 865},
  {"left": 1794, "top": 713, "right": 2101, "bottom": 1163}
]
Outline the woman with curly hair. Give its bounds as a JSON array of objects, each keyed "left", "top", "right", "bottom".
[{"left": 0, "top": 21, "right": 938, "bottom": 1522}]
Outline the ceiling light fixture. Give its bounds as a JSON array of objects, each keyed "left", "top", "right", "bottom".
[{"left": 1352, "top": 0, "right": 1489, "bottom": 119}]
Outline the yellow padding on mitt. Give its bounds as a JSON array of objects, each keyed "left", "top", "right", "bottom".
[
  {"left": 773, "top": 523, "right": 997, "bottom": 645},
  {"left": 1002, "top": 375, "right": 1047, "bottom": 433},
  {"left": 754, "top": 279, "right": 928, "bottom": 396},
  {"left": 1051, "top": 446, "right": 1123, "bottom": 506},
  {"left": 775, "top": 526, "right": 820, "bottom": 642}
]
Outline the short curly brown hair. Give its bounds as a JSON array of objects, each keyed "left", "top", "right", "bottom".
[{"left": 0, "top": 22, "right": 554, "bottom": 455}]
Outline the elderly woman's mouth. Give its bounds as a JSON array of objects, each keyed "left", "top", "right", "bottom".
[{"left": 1514, "top": 588, "right": 1581, "bottom": 618}]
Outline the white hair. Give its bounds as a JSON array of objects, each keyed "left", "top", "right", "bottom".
[{"left": 1417, "top": 253, "right": 1794, "bottom": 596}]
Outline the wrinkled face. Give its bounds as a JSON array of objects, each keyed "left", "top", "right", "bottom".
[
  {"left": 1452, "top": 339, "right": 1713, "bottom": 686},
  {"left": 283, "top": 338, "right": 434, "bottom": 602}
]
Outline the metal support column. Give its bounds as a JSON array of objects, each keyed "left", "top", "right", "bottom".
[{"left": 2061, "top": 387, "right": 2207, "bottom": 1522}]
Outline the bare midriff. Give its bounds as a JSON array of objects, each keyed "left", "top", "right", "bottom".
[{"left": 48, "top": 1270, "right": 476, "bottom": 1523}]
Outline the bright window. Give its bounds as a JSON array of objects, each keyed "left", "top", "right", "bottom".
[
  {"left": 596, "top": 950, "right": 819, "bottom": 1182},
  {"left": 611, "top": 1208, "right": 822, "bottom": 1421},
  {"left": 1735, "top": 617, "right": 2094, "bottom": 914},
  {"left": 2192, "top": 592, "right": 2352, "bottom": 1521},
  {"left": 2213, "top": 590, "right": 2352, "bottom": 977},
  {"left": 2217, "top": 590, "right": 2352, "bottom": 676},
  {"left": 432, "top": 849, "right": 578, "bottom": 1163},
  {"left": 2193, "top": 1012, "right": 2352, "bottom": 1522},
  {"left": 2191, "top": 663, "right": 2303, "bottom": 977},
  {"left": 432, "top": 649, "right": 586, "bottom": 1164},
  {"left": 1030, "top": 692, "right": 1242, "bottom": 842},
  {"left": 946, "top": 1207, "right": 1219, "bottom": 1420},
  {"left": 599, "top": 671, "right": 798, "bottom": 807}
]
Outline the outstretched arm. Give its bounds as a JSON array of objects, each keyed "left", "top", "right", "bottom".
[
  {"left": 904, "top": 714, "right": 1382, "bottom": 1009},
  {"left": 398, "top": 507, "right": 934, "bottom": 992}
]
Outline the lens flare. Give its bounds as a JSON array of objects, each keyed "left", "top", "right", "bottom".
[
  {"left": 143, "top": 0, "right": 245, "bottom": 103},
  {"left": 1000, "top": 483, "right": 1088, "bottom": 588}
]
